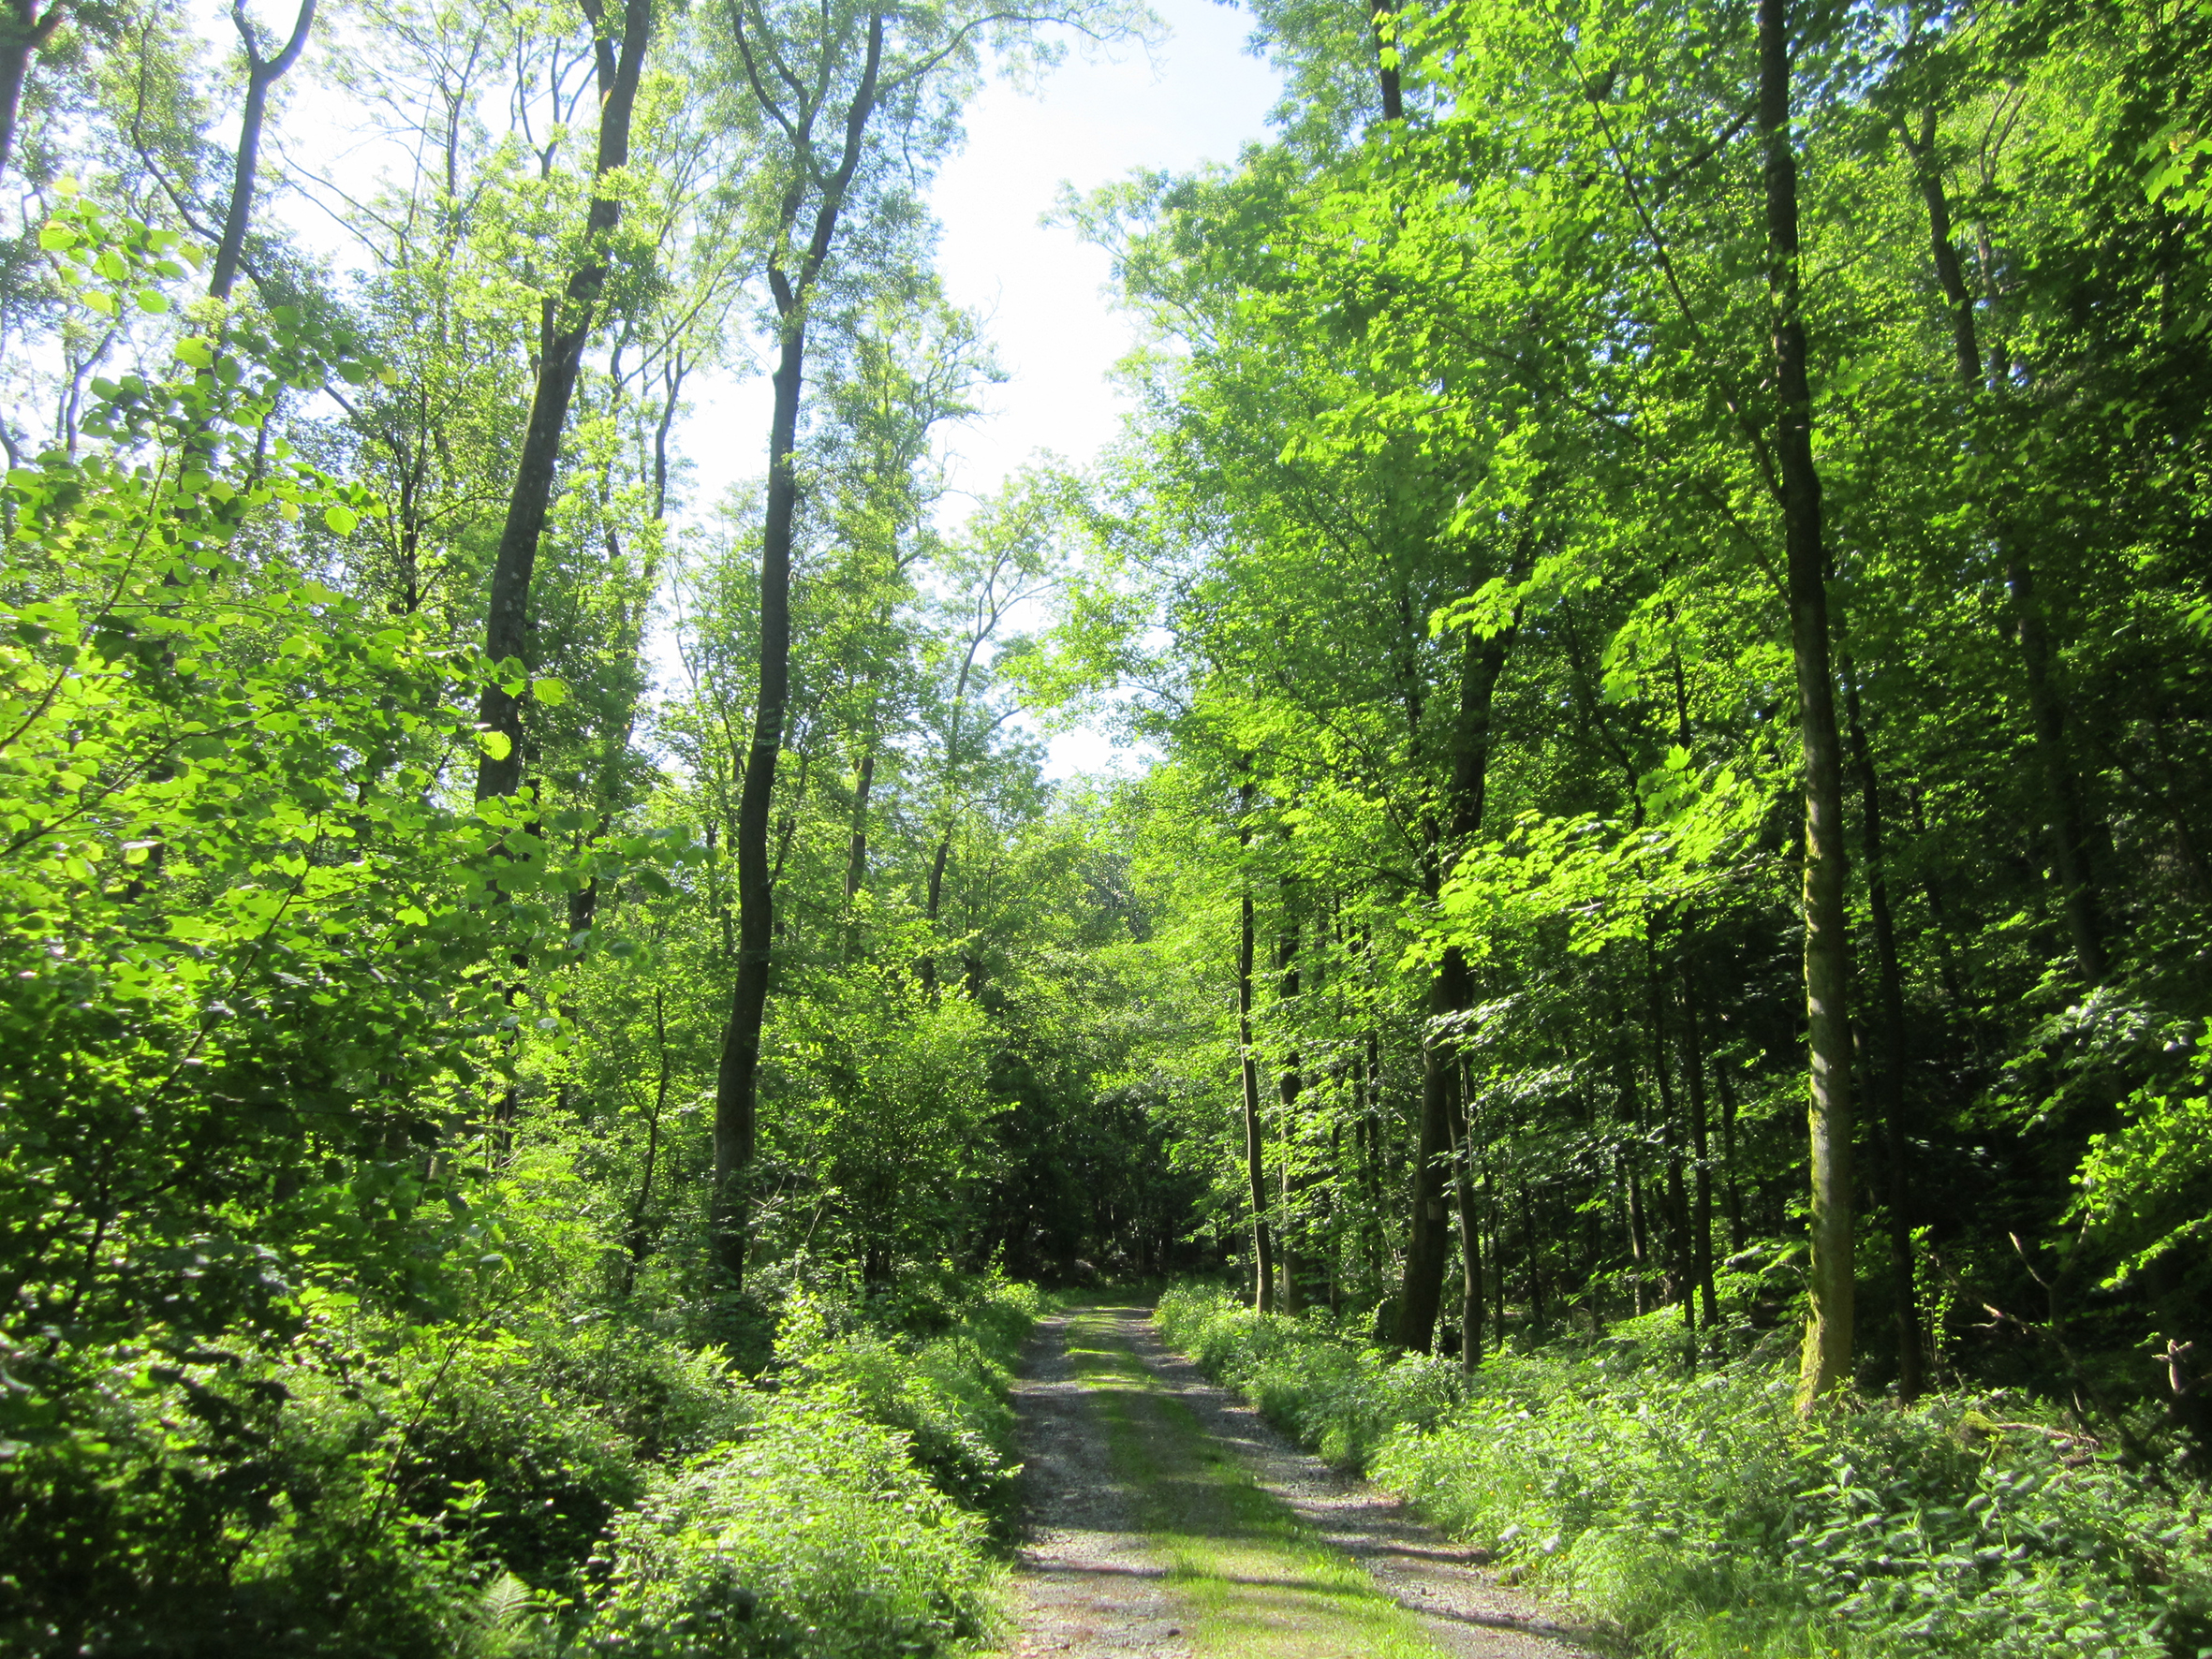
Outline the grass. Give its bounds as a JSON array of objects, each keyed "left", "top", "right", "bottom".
[{"left": 1060, "top": 1303, "right": 1450, "bottom": 1659}]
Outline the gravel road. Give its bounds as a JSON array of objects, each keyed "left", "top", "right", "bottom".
[{"left": 1002, "top": 1303, "right": 1600, "bottom": 1659}]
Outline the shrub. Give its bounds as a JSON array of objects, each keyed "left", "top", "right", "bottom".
[
  {"left": 577, "top": 1394, "right": 997, "bottom": 1658},
  {"left": 772, "top": 1273, "right": 1039, "bottom": 1522},
  {"left": 1154, "top": 1282, "right": 2212, "bottom": 1659},
  {"left": 0, "top": 1335, "right": 487, "bottom": 1658}
]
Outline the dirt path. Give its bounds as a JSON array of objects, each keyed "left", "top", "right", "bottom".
[{"left": 1003, "top": 1303, "right": 1600, "bottom": 1659}]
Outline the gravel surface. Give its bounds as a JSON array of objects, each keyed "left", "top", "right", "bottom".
[
  {"left": 1004, "top": 1308, "right": 1192, "bottom": 1658},
  {"left": 1002, "top": 1303, "right": 1603, "bottom": 1659}
]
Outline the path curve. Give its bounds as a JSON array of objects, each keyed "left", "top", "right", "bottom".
[{"left": 1005, "top": 1303, "right": 1599, "bottom": 1659}]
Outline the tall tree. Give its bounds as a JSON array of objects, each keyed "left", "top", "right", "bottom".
[
  {"left": 1759, "top": 0, "right": 1853, "bottom": 1409},
  {"left": 706, "top": 0, "right": 1129, "bottom": 1285},
  {"left": 474, "top": 0, "right": 654, "bottom": 800}
]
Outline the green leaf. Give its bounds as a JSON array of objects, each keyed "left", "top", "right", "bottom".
[
  {"left": 476, "top": 729, "right": 512, "bottom": 761},
  {"left": 323, "top": 505, "right": 359, "bottom": 535},
  {"left": 530, "top": 677, "right": 568, "bottom": 707}
]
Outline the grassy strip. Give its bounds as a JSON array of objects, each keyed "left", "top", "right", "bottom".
[{"left": 1063, "top": 1304, "right": 1447, "bottom": 1659}]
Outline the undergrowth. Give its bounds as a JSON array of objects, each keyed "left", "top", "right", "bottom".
[
  {"left": 1156, "top": 1284, "right": 2212, "bottom": 1659},
  {"left": 1, "top": 1274, "right": 1042, "bottom": 1658}
]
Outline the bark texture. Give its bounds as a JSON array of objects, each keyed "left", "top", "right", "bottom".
[{"left": 1762, "top": 0, "right": 1855, "bottom": 1410}]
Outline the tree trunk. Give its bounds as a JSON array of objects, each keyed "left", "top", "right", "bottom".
[
  {"left": 0, "top": 0, "right": 65, "bottom": 182},
  {"left": 1712, "top": 1034, "right": 1747, "bottom": 1254},
  {"left": 1238, "top": 784, "right": 1276, "bottom": 1313},
  {"left": 1842, "top": 660, "right": 1925, "bottom": 1400},
  {"left": 1520, "top": 1185, "right": 1546, "bottom": 1336},
  {"left": 621, "top": 987, "right": 672, "bottom": 1298},
  {"left": 844, "top": 741, "right": 876, "bottom": 903},
  {"left": 1367, "top": 0, "right": 1403, "bottom": 121},
  {"left": 1275, "top": 898, "right": 1302, "bottom": 1311},
  {"left": 475, "top": 0, "right": 650, "bottom": 800},
  {"left": 208, "top": 0, "right": 317, "bottom": 302},
  {"left": 1905, "top": 107, "right": 2105, "bottom": 984},
  {"left": 1446, "top": 1061, "right": 1482, "bottom": 1372},
  {"left": 1677, "top": 953, "right": 1719, "bottom": 1329},
  {"left": 1762, "top": 0, "right": 1855, "bottom": 1410},
  {"left": 709, "top": 318, "right": 800, "bottom": 1287},
  {"left": 1646, "top": 941, "right": 1690, "bottom": 1323},
  {"left": 708, "top": 12, "right": 886, "bottom": 1286},
  {"left": 1627, "top": 1162, "right": 1650, "bottom": 1315},
  {"left": 1393, "top": 608, "right": 1516, "bottom": 1349},
  {"left": 2008, "top": 556, "right": 2107, "bottom": 981}
]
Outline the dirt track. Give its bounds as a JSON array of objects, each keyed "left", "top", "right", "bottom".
[{"left": 1002, "top": 1303, "right": 1599, "bottom": 1659}]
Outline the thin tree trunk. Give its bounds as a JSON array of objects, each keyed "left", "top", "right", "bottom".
[
  {"left": 1906, "top": 785, "right": 1970, "bottom": 1004},
  {"left": 1904, "top": 106, "right": 2105, "bottom": 984},
  {"left": 1486, "top": 1171, "right": 1506, "bottom": 1353},
  {"left": 208, "top": 0, "right": 317, "bottom": 303},
  {"left": 1677, "top": 953, "right": 1719, "bottom": 1329},
  {"left": 1360, "top": 1031, "right": 1386, "bottom": 1280},
  {"left": 1446, "top": 1063, "right": 1482, "bottom": 1372},
  {"left": 621, "top": 987, "right": 672, "bottom": 1298},
  {"left": 1841, "top": 659, "right": 1925, "bottom": 1400},
  {"left": 1238, "top": 775, "right": 1276, "bottom": 1314},
  {"left": 1647, "top": 938, "right": 1690, "bottom": 1325},
  {"left": 919, "top": 830, "right": 951, "bottom": 994},
  {"left": 710, "top": 12, "right": 886, "bottom": 1287},
  {"left": 1521, "top": 1185, "right": 1546, "bottom": 1336},
  {"left": 0, "top": 0, "right": 66, "bottom": 182},
  {"left": 1763, "top": 0, "right": 1855, "bottom": 1409},
  {"left": 1367, "top": 0, "right": 1402, "bottom": 121},
  {"left": 1627, "top": 1162, "right": 1650, "bottom": 1315},
  {"left": 844, "top": 741, "right": 876, "bottom": 903},
  {"left": 2008, "top": 556, "right": 2107, "bottom": 980},
  {"left": 475, "top": 0, "right": 650, "bottom": 799},
  {"left": 1712, "top": 1035, "right": 1747, "bottom": 1254},
  {"left": 1275, "top": 895, "right": 1302, "bottom": 1312}
]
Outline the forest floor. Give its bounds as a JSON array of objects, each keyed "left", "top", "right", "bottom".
[{"left": 1000, "top": 1302, "right": 1602, "bottom": 1659}]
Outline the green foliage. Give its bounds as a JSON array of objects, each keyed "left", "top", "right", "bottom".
[
  {"left": 773, "top": 1275, "right": 1040, "bottom": 1520},
  {"left": 581, "top": 1393, "right": 996, "bottom": 1659},
  {"left": 1158, "top": 1285, "right": 2212, "bottom": 1659}
]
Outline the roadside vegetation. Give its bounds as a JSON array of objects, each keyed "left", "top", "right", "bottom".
[{"left": 1159, "top": 1285, "right": 2212, "bottom": 1659}]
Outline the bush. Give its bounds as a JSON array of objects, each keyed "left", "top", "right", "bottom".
[
  {"left": 0, "top": 1278, "right": 1040, "bottom": 1659},
  {"left": 0, "top": 1335, "right": 487, "bottom": 1658},
  {"left": 1153, "top": 1283, "right": 2212, "bottom": 1659},
  {"left": 773, "top": 1274, "right": 1040, "bottom": 1521},
  {"left": 569, "top": 1271, "right": 1037, "bottom": 1656},
  {"left": 578, "top": 1394, "right": 998, "bottom": 1658}
]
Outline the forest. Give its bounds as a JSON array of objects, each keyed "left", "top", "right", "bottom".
[{"left": 2, "top": 0, "right": 2211, "bottom": 1650}]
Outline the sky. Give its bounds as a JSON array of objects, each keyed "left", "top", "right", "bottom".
[
  {"left": 930, "top": 6, "right": 1281, "bottom": 775},
  {"left": 927, "top": 6, "right": 1280, "bottom": 506}
]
